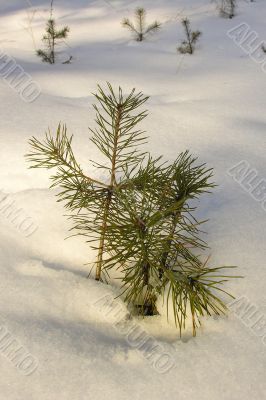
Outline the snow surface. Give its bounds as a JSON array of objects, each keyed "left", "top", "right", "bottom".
[{"left": 0, "top": 0, "right": 266, "bottom": 399}]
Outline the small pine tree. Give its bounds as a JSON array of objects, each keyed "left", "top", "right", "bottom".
[
  {"left": 178, "top": 18, "right": 201, "bottom": 55},
  {"left": 26, "top": 83, "right": 239, "bottom": 337},
  {"left": 219, "top": 0, "right": 236, "bottom": 19},
  {"left": 122, "top": 7, "right": 161, "bottom": 42},
  {"left": 37, "top": 0, "right": 70, "bottom": 64}
]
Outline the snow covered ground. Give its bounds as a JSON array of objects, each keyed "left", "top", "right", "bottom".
[{"left": 0, "top": 0, "right": 266, "bottom": 398}]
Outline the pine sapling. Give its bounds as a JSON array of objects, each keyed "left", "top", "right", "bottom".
[
  {"left": 26, "top": 83, "right": 239, "bottom": 337},
  {"left": 178, "top": 18, "right": 201, "bottom": 55},
  {"left": 122, "top": 7, "right": 161, "bottom": 42},
  {"left": 37, "top": 0, "right": 70, "bottom": 64},
  {"left": 219, "top": 0, "right": 236, "bottom": 19}
]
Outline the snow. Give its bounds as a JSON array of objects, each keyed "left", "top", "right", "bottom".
[{"left": 0, "top": 0, "right": 266, "bottom": 398}]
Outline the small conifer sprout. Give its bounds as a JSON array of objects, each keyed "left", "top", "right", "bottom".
[
  {"left": 26, "top": 83, "right": 239, "bottom": 337},
  {"left": 37, "top": 0, "right": 70, "bottom": 64},
  {"left": 178, "top": 18, "right": 201, "bottom": 55},
  {"left": 122, "top": 7, "right": 161, "bottom": 42},
  {"left": 219, "top": 0, "right": 236, "bottom": 19}
]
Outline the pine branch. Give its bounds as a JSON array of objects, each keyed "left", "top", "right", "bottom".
[
  {"left": 26, "top": 124, "right": 107, "bottom": 189},
  {"left": 91, "top": 83, "right": 149, "bottom": 173},
  {"left": 136, "top": 8, "right": 145, "bottom": 38},
  {"left": 162, "top": 264, "right": 238, "bottom": 336},
  {"left": 91, "top": 83, "right": 149, "bottom": 280},
  {"left": 122, "top": 19, "right": 138, "bottom": 35},
  {"left": 145, "top": 21, "right": 161, "bottom": 35},
  {"left": 36, "top": 49, "right": 52, "bottom": 63}
]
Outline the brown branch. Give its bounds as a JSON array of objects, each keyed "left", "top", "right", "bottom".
[
  {"left": 55, "top": 152, "right": 109, "bottom": 189},
  {"left": 95, "top": 104, "right": 123, "bottom": 281}
]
